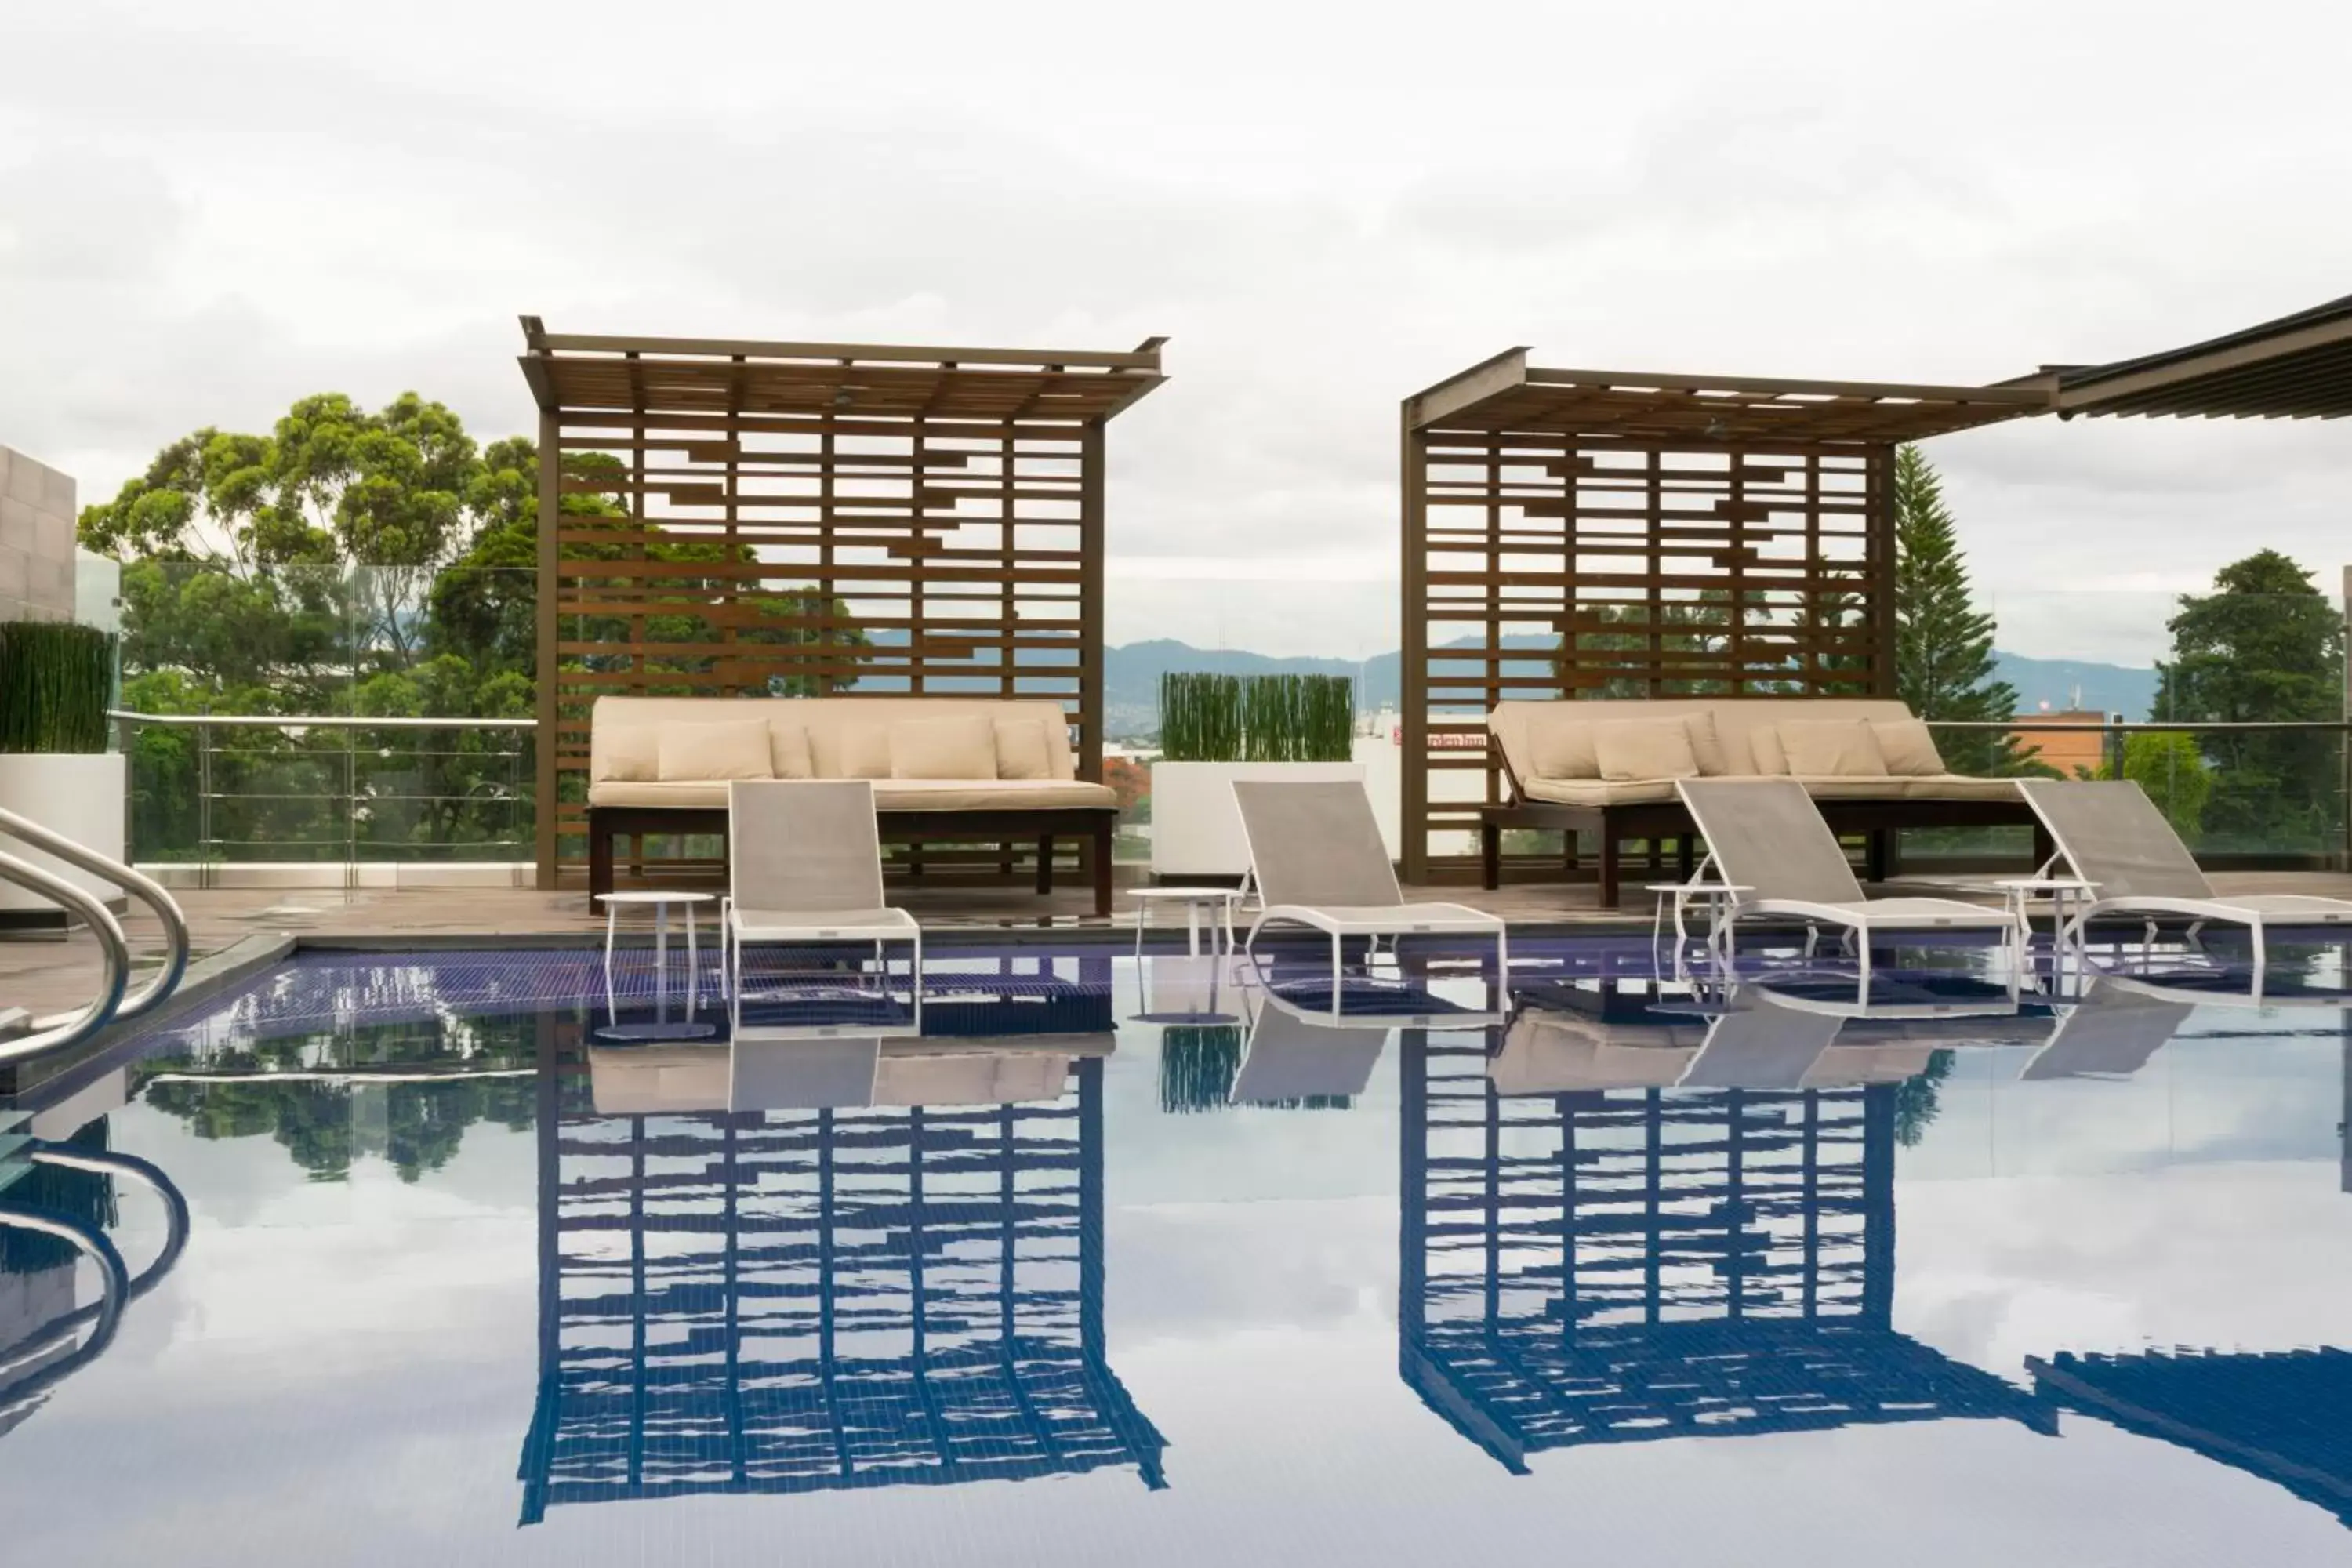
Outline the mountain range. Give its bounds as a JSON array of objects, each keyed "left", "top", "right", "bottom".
[
  {"left": 1097, "top": 638, "right": 2160, "bottom": 735},
  {"left": 850, "top": 631, "right": 2159, "bottom": 734}
]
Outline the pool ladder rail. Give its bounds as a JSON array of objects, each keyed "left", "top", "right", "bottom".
[
  {"left": 0, "top": 1132, "right": 191, "bottom": 1419},
  {"left": 0, "top": 802, "right": 191, "bottom": 1063}
]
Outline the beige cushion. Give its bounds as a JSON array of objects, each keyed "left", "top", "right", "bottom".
[
  {"left": 1748, "top": 725, "right": 1788, "bottom": 775},
  {"left": 1683, "top": 711, "right": 1733, "bottom": 776},
  {"left": 593, "top": 724, "right": 659, "bottom": 784},
  {"left": 1593, "top": 717, "right": 1700, "bottom": 782},
  {"left": 1519, "top": 776, "right": 1682, "bottom": 806},
  {"left": 656, "top": 718, "right": 775, "bottom": 783},
  {"left": 993, "top": 718, "right": 1054, "bottom": 782},
  {"left": 890, "top": 715, "right": 998, "bottom": 780},
  {"left": 838, "top": 725, "right": 893, "bottom": 780},
  {"left": 1871, "top": 717, "right": 1946, "bottom": 777},
  {"left": 1526, "top": 710, "right": 1599, "bottom": 779},
  {"left": 769, "top": 722, "right": 815, "bottom": 780},
  {"left": 589, "top": 777, "right": 1118, "bottom": 811},
  {"left": 1779, "top": 719, "right": 1887, "bottom": 777}
]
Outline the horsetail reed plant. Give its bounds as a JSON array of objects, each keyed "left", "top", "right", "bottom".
[
  {"left": 1159, "top": 672, "right": 1243, "bottom": 761},
  {"left": 1159, "top": 1025, "right": 1244, "bottom": 1112},
  {"left": 1293, "top": 673, "right": 1354, "bottom": 762},
  {"left": 1240, "top": 673, "right": 1355, "bottom": 762},
  {"left": 0, "top": 621, "right": 116, "bottom": 754}
]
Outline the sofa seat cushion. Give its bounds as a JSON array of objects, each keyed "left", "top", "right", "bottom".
[
  {"left": 1513, "top": 774, "right": 2020, "bottom": 809},
  {"left": 590, "top": 777, "right": 1118, "bottom": 812},
  {"left": 1519, "top": 776, "right": 1682, "bottom": 806}
]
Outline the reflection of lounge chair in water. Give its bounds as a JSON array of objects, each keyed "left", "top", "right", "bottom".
[
  {"left": 1232, "top": 993, "right": 1394, "bottom": 1104},
  {"left": 589, "top": 1033, "right": 1112, "bottom": 1114},
  {"left": 1496, "top": 981, "right": 2046, "bottom": 1095},
  {"left": 2020, "top": 979, "right": 2194, "bottom": 1080}
]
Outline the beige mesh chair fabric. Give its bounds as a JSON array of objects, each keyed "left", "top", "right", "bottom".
[
  {"left": 1232, "top": 781, "right": 1403, "bottom": 910},
  {"left": 1230, "top": 779, "right": 1507, "bottom": 985},
  {"left": 723, "top": 780, "right": 920, "bottom": 1024},
  {"left": 2015, "top": 780, "right": 2212, "bottom": 902},
  {"left": 1676, "top": 778, "right": 1864, "bottom": 907},
  {"left": 729, "top": 780, "right": 890, "bottom": 916},
  {"left": 1674, "top": 777, "right": 2019, "bottom": 974},
  {"left": 2020, "top": 981, "right": 2190, "bottom": 1081}
]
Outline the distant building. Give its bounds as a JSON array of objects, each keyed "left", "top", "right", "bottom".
[{"left": 2016, "top": 709, "right": 2109, "bottom": 779}]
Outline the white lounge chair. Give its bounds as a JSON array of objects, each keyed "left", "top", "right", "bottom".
[
  {"left": 1675, "top": 778, "right": 2019, "bottom": 983},
  {"left": 723, "top": 780, "right": 923, "bottom": 1026},
  {"left": 2016, "top": 779, "right": 2352, "bottom": 973},
  {"left": 1232, "top": 779, "right": 1508, "bottom": 990}
]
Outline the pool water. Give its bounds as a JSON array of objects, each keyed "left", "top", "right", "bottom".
[{"left": 2, "top": 940, "right": 2348, "bottom": 1566}]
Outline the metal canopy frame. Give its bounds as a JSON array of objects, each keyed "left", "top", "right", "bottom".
[{"left": 519, "top": 318, "right": 1167, "bottom": 888}]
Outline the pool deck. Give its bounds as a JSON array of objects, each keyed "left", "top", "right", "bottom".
[{"left": 8, "top": 868, "right": 2352, "bottom": 1026}]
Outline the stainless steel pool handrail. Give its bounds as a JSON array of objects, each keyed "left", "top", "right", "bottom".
[
  {"left": 0, "top": 801, "right": 190, "bottom": 1033},
  {"left": 0, "top": 847, "right": 130, "bottom": 1062}
]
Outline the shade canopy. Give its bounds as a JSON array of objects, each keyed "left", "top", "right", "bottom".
[
  {"left": 1406, "top": 348, "right": 2048, "bottom": 444},
  {"left": 2051, "top": 292, "right": 2352, "bottom": 420},
  {"left": 518, "top": 319, "right": 1167, "bottom": 425}
]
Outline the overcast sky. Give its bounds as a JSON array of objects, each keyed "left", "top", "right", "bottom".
[{"left": 3, "top": 0, "right": 2348, "bottom": 662}]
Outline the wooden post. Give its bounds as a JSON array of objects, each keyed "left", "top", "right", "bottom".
[
  {"left": 1867, "top": 445, "right": 1899, "bottom": 699},
  {"left": 534, "top": 408, "right": 560, "bottom": 890},
  {"left": 1078, "top": 420, "right": 1107, "bottom": 785},
  {"left": 1400, "top": 411, "right": 1430, "bottom": 884}
]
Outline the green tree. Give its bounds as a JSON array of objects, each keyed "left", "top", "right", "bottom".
[
  {"left": 2153, "top": 550, "right": 2343, "bottom": 850},
  {"left": 2118, "top": 731, "right": 2214, "bottom": 839},
  {"left": 1892, "top": 445, "right": 2030, "bottom": 775}
]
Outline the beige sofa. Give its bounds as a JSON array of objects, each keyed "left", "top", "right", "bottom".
[
  {"left": 1483, "top": 698, "right": 2043, "bottom": 904},
  {"left": 586, "top": 695, "right": 1120, "bottom": 912}
]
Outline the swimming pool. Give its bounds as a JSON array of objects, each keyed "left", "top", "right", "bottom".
[{"left": 2, "top": 938, "right": 2347, "bottom": 1566}]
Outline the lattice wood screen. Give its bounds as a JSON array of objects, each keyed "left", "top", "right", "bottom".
[
  {"left": 1402, "top": 428, "right": 1893, "bottom": 876},
  {"left": 1396, "top": 354, "right": 2045, "bottom": 880},
  {"left": 524, "top": 325, "right": 1164, "bottom": 885}
]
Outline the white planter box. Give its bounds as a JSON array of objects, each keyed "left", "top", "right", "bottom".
[
  {"left": 0, "top": 752, "right": 127, "bottom": 916},
  {"left": 1149, "top": 760, "right": 1370, "bottom": 879}
]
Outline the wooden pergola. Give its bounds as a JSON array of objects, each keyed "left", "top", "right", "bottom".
[
  {"left": 518, "top": 320, "right": 1166, "bottom": 887},
  {"left": 1397, "top": 349, "right": 2046, "bottom": 880}
]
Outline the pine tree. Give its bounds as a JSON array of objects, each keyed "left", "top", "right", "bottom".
[{"left": 1892, "top": 445, "right": 2028, "bottom": 775}]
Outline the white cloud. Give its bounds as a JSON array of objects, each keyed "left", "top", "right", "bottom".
[{"left": 4, "top": 0, "right": 2350, "bottom": 659}]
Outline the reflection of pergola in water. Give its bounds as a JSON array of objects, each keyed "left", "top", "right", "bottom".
[
  {"left": 1398, "top": 1030, "right": 2048, "bottom": 1470},
  {"left": 516, "top": 995, "right": 1164, "bottom": 1522},
  {"left": 2031, "top": 1349, "right": 2352, "bottom": 1528}
]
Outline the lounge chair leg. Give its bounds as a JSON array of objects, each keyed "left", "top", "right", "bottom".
[
  {"left": 590, "top": 812, "right": 615, "bottom": 902},
  {"left": 1599, "top": 832, "right": 1622, "bottom": 909},
  {"left": 1481, "top": 820, "right": 1501, "bottom": 891},
  {"left": 1036, "top": 835, "right": 1054, "bottom": 895}
]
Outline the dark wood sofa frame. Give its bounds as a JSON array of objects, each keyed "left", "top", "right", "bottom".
[{"left": 588, "top": 804, "right": 1118, "bottom": 916}]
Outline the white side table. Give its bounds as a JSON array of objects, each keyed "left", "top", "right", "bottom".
[
  {"left": 1994, "top": 877, "right": 2099, "bottom": 970},
  {"left": 1130, "top": 885, "right": 1245, "bottom": 960},
  {"left": 1646, "top": 881, "right": 1752, "bottom": 967},
  {"left": 597, "top": 891, "right": 716, "bottom": 985}
]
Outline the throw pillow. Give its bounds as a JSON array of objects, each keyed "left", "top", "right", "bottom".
[
  {"left": 1525, "top": 710, "right": 1599, "bottom": 779},
  {"left": 1747, "top": 725, "right": 1788, "bottom": 775},
  {"left": 890, "top": 715, "right": 999, "bottom": 780},
  {"left": 1871, "top": 717, "right": 1947, "bottom": 777},
  {"left": 1683, "top": 711, "right": 1733, "bottom": 776},
  {"left": 1779, "top": 718, "right": 1889, "bottom": 777},
  {"left": 1592, "top": 717, "right": 1702, "bottom": 782},
  {"left": 656, "top": 718, "right": 776, "bottom": 782},
  {"left": 837, "top": 725, "right": 894, "bottom": 780},
  {"left": 993, "top": 717, "right": 1054, "bottom": 781},
  {"left": 593, "top": 724, "right": 659, "bottom": 783},
  {"left": 768, "top": 721, "right": 815, "bottom": 780}
]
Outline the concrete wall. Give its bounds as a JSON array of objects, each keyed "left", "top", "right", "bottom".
[{"left": 0, "top": 445, "right": 77, "bottom": 623}]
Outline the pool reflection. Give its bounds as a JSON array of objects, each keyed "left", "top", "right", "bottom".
[{"left": 517, "top": 964, "right": 1167, "bottom": 1523}]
